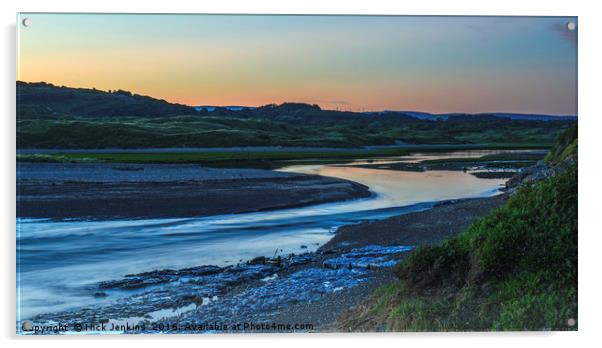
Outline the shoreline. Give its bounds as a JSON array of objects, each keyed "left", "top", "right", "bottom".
[
  {"left": 321, "top": 194, "right": 508, "bottom": 253},
  {"left": 25, "top": 194, "right": 508, "bottom": 333},
  {"left": 17, "top": 144, "right": 552, "bottom": 154},
  {"left": 18, "top": 155, "right": 512, "bottom": 332},
  {"left": 270, "top": 194, "right": 509, "bottom": 331}
]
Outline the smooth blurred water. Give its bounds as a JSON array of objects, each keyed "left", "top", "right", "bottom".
[{"left": 17, "top": 150, "right": 508, "bottom": 319}]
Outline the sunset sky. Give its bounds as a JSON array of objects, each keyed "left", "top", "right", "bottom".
[{"left": 17, "top": 14, "right": 577, "bottom": 115}]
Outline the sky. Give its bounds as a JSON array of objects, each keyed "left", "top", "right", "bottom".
[{"left": 17, "top": 14, "right": 577, "bottom": 115}]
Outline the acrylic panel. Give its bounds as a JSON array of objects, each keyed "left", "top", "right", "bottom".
[{"left": 16, "top": 13, "right": 578, "bottom": 334}]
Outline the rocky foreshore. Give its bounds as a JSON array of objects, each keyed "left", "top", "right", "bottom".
[
  {"left": 26, "top": 243, "right": 414, "bottom": 333},
  {"left": 25, "top": 194, "right": 510, "bottom": 334},
  {"left": 505, "top": 154, "right": 576, "bottom": 192}
]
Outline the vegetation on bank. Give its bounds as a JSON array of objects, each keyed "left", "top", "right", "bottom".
[
  {"left": 16, "top": 144, "right": 552, "bottom": 167},
  {"left": 354, "top": 151, "right": 547, "bottom": 173},
  {"left": 420, "top": 152, "right": 547, "bottom": 169},
  {"left": 17, "top": 149, "right": 407, "bottom": 166},
  {"left": 545, "top": 123, "right": 578, "bottom": 164},
  {"left": 423, "top": 152, "right": 546, "bottom": 164},
  {"left": 341, "top": 128, "right": 578, "bottom": 331}
]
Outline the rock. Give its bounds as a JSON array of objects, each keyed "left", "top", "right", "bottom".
[
  {"left": 506, "top": 162, "right": 550, "bottom": 190},
  {"left": 177, "top": 265, "right": 222, "bottom": 277},
  {"left": 320, "top": 249, "right": 337, "bottom": 255},
  {"left": 267, "top": 256, "right": 282, "bottom": 267},
  {"left": 182, "top": 295, "right": 204, "bottom": 306},
  {"left": 98, "top": 275, "right": 172, "bottom": 290},
  {"left": 248, "top": 256, "right": 267, "bottom": 265},
  {"left": 288, "top": 254, "right": 313, "bottom": 266},
  {"left": 323, "top": 262, "right": 338, "bottom": 270},
  {"left": 506, "top": 154, "right": 576, "bottom": 192},
  {"left": 94, "top": 292, "right": 107, "bottom": 297}
]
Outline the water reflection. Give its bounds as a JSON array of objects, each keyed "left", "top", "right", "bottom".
[{"left": 17, "top": 149, "right": 510, "bottom": 318}]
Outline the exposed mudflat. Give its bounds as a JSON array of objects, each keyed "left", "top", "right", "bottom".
[{"left": 17, "top": 163, "right": 370, "bottom": 220}]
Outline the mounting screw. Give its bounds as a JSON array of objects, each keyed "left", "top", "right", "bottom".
[
  {"left": 21, "top": 321, "right": 33, "bottom": 331},
  {"left": 567, "top": 22, "right": 576, "bottom": 31}
]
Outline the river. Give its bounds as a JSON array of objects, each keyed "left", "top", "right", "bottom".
[{"left": 16, "top": 149, "right": 516, "bottom": 320}]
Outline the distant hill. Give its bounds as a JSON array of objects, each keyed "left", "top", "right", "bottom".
[
  {"left": 195, "top": 106, "right": 257, "bottom": 112},
  {"left": 17, "top": 81, "right": 197, "bottom": 118},
  {"left": 195, "top": 105, "right": 576, "bottom": 123},
  {"left": 374, "top": 111, "right": 576, "bottom": 122},
  {"left": 383, "top": 111, "right": 449, "bottom": 121},
  {"left": 195, "top": 102, "right": 376, "bottom": 124},
  {"left": 16, "top": 81, "right": 576, "bottom": 149},
  {"left": 484, "top": 113, "right": 577, "bottom": 122},
  {"left": 18, "top": 81, "right": 576, "bottom": 122}
]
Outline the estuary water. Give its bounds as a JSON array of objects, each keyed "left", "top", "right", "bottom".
[{"left": 17, "top": 150, "right": 512, "bottom": 319}]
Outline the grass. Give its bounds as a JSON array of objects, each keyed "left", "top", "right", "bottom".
[
  {"left": 341, "top": 132, "right": 577, "bottom": 331},
  {"left": 545, "top": 123, "right": 578, "bottom": 164},
  {"left": 17, "top": 144, "right": 552, "bottom": 167},
  {"left": 17, "top": 114, "right": 568, "bottom": 150},
  {"left": 16, "top": 149, "right": 407, "bottom": 164}
]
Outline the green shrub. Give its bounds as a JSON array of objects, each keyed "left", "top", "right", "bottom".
[
  {"left": 364, "top": 158, "right": 577, "bottom": 331},
  {"left": 545, "top": 123, "right": 577, "bottom": 164},
  {"left": 394, "top": 238, "right": 471, "bottom": 291}
]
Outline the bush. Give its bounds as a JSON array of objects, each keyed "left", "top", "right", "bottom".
[
  {"left": 394, "top": 238, "right": 471, "bottom": 291},
  {"left": 545, "top": 123, "right": 577, "bottom": 164},
  {"left": 371, "top": 159, "right": 577, "bottom": 331}
]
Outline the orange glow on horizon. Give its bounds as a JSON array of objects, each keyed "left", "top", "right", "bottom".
[{"left": 17, "top": 14, "right": 577, "bottom": 115}]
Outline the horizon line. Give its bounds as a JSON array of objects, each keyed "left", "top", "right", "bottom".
[{"left": 16, "top": 80, "right": 578, "bottom": 118}]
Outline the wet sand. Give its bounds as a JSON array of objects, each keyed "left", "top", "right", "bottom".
[
  {"left": 321, "top": 194, "right": 508, "bottom": 251},
  {"left": 17, "top": 163, "right": 370, "bottom": 220}
]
